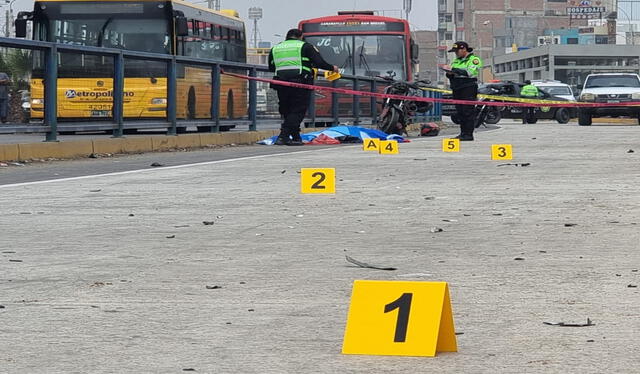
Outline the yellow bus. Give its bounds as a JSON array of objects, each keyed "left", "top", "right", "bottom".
[{"left": 18, "top": 0, "right": 247, "bottom": 129}]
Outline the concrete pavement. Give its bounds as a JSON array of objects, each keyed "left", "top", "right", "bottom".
[{"left": 1, "top": 123, "right": 639, "bottom": 373}]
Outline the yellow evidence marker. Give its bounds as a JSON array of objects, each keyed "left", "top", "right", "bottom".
[
  {"left": 300, "top": 168, "right": 336, "bottom": 194},
  {"left": 342, "top": 280, "right": 457, "bottom": 357},
  {"left": 491, "top": 144, "right": 513, "bottom": 160},
  {"left": 363, "top": 138, "right": 381, "bottom": 152},
  {"left": 442, "top": 138, "right": 460, "bottom": 153},
  {"left": 379, "top": 140, "right": 399, "bottom": 155}
]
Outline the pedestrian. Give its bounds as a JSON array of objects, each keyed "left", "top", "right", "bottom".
[
  {"left": 0, "top": 71, "right": 10, "bottom": 123},
  {"left": 442, "top": 41, "right": 482, "bottom": 141},
  {"left": 520, "top": 80, "right": 540, "bottom": 124},
  {"left": 269, "top": 29, "right": 338, "bottom": 145}
]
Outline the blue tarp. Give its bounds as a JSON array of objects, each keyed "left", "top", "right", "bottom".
[{"left": 258, "top": 125, "right": 407, "bottom": 145}]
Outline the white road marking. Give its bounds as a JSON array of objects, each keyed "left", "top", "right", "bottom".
[{"left": 0, "top": 148, "right": 339, "bottom": 189}]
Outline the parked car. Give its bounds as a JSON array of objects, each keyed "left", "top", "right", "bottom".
[
  {"left": 443, "top": 81, "right": 575, "bottom": 124},
  {"left": 577, "top": 73, "right": 640, "bottom": 126}
]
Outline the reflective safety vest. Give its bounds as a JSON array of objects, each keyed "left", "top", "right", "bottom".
[
  {"left": 451, "top": 53, "right": 483, "bottom": 79},
  {"left": 520, "top": 84, "right": 540, "bottom": 97},
  {"left": 272, "top": 40, "right": 312, "bottom": 77}
]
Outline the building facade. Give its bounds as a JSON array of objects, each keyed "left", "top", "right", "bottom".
[
  {"left": 413, "top": 30, "right": 438, "bottom": 82},
  {"left": 437, "top": 0, "right": 619, "bottom": 85},
  {"left": 493, "top": 44, "right": 640, "bottom": 91}
]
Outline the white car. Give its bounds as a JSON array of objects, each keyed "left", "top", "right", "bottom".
[
  {"left": 531, "top": 80, "right": 576, "bottom": 102},
  {"left": 577, "top": 73, "right": 640, "bottom": 126}
]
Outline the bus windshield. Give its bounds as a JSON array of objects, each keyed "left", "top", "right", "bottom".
[
  {"left": 33, "top": 1, "right": 170, "bottom": 77},
  {"left": 305, "top": 34, "right": 406, "bottom": 80},
  {"left": 35, "top": 1, "right": 170, "bottom": 52}
]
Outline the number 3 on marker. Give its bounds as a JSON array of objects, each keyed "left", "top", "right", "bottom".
[
  {"left": 385, "top": 293, "right": 413, "bottom": 343},
  {"left": 301, "top": 168, "right": 336, "bottom": 194},
  {"left": 491, "top": 144, "right": 513, "bottom": 160}
]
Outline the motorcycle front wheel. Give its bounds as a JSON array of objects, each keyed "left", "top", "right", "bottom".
[{"left": 378, "top": 107, "right": 401, "bottom": 135}]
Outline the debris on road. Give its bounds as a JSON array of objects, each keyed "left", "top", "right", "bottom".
[
  {"left": 0, "top": 305, "right": 5, "bottom": 309},
  {"left": 128, "top": 214, "right": 135, "bottom": 217},
  {"left": 628, "top": 284, "right": 638, "bottom": 288},
  {"left": 281, "top": 170, "right": 286, "bottom": 174},
  {"left": 628, "top": 149, "right": 635, "bottom": 153},
  {"left": 346, "top": 255, "right": 397, "bottom": 271},
  {"left": 202, "top": 221, "right": 215, "bottom": 226},
  {"left": 150, "top": 162, "right": 165, "bottom": 167},
  {"left": 424, "top": 196, "right": 435, "bottom": 201},
  {"left": 9, "top": 259, "right": 23, "bottom": 263},
  {"left": 205, "top": 285, "right": 222, "bottom": 290},
  {"left": 564, "top": 223, "right": 578, "bottom": 227},
  {"left": 497, "top": 163, "right": 531, "bottom": 167},
  {"left": 543, "top": 318, "right": 595, "bottom": 327},
  {"left": 166, "top": 235, "right": 176, "bottom": 239},
  {"left": 430, "top": 227, "right": 444, "bottom": 233},
  {"left": 89, "top": 189, "right": 102, "bottom": 193},
  {"left": 514, "top": 257, "right": 525, "bottom": 261}
]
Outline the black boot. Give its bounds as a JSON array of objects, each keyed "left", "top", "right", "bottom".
[
  {"left": 455, "top": 134, "right": 474, "bottom": 141},
  {"left": 287, "top": 132, "right": 304, "bottom": 146}
]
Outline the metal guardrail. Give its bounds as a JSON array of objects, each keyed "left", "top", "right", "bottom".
[{"left": 0, "top": 37, "right": 441, "bottom": 142}]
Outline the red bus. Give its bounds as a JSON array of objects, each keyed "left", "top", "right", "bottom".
[{"left": 299, "top": 11, "right": 419, "bottom": 119}]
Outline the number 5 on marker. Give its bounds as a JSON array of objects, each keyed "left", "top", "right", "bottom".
[
  {"left": 300, "top": 168, "right": 336, "bottom": 194},
  {"left": 442, "top": 138, "right": 460, "bottom": 152}
]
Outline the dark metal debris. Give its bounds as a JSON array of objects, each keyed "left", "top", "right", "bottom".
[
  {"left": 346, "top": 255, "right": 397, "bottom": 271},
  {"left": 628, "top": 284, "right": 638, "bottom": 288},
  {"left": 150, "top": 162, "right": 165, "bottom": 167},
  {"left": 543, "top": 318, "right": 595, "bottom": 327},
  {"left": 514, "top": 257, "right": 525, "bottom": 261},
  {"left": 564, "top": 223, "right": 577, "bottom": 227},
  {"left": 628, "top": 149, "right": 635, "bottom": 153},
  {"left": 497, "top": 163, "right": 531, "bottom": 167},
  {"left": 202, "top": 221, "right": 215, "bottom": 226},
  {"left": 166, "top": 235, "right": 176, "bottom": 239},
  {"left": 205, "top": 286, "right": 222, "bottom": 290}
]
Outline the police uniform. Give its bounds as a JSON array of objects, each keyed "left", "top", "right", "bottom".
[
  {"left": 520, "top": 82, "right": 540, "bottom": 124},
  {"left": 447, "top": 42, "right": 483, "bottom": 140},
  {"left": 269, "top": 39, "right": 334, "bottom": 145}
]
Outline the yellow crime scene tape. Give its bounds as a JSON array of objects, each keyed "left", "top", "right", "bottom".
[{"left": 418, "top": 86, "right": 568, "bottom": 106}]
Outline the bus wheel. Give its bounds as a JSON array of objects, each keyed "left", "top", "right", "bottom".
[
  {"left": 187, "top": 87, "right": 196, "bottom": 120},
  {"left": 227, "top": 90, "right": 234, "bottom": 120}
]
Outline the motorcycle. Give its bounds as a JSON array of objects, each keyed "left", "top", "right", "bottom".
[{"left": 378, "top": 73, "right": 432, "bottom": 135}]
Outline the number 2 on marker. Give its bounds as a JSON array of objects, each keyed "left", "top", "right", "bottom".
[
  {"left": 301, "top": 168, "right": 335, "bottom": 194},
  {"left": 311, "top": 172, "right": 326, "bottom": 190},
  {"left": 384, "top": 293, "right": 413, "bottom": 343}
]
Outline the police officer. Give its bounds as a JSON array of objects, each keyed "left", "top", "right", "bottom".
[
  {"left": 443, "top": 41, "right": 483, "bottom": 141},
  {"left": 520, "top": 80, "right": 540, "bottom": 124},
  {"left": 269, "top": 29, "right": 338, "bottom": 145}
]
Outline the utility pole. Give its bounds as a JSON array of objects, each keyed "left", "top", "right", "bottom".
[{"left": 403, "top": 0, "right": 412, "bottom": 21}]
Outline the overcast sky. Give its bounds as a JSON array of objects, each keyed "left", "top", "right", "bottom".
[{"left": 9, "top": 0, "right": 438, "bottom": 42}]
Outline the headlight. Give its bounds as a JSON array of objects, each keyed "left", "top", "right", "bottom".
[
  {"left": 580, "top": 93, "right": 595, "bottom": 102},
  {"left": 151, "top": 98, "right": 167, "bottom": 105},
  {"left": 632, "top": 93, "right": 640, "bottom": 100},
  {"left": 31, "top": 98, "right": 43, "bottom": 105}
]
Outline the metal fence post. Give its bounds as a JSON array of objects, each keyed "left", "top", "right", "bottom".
[
  {"left": 352, "top": 78, "right": 360, "bottom": 125},
  {"left": 249, "top": 67, "right": 257, "bottom": 131},
  {"left": 308, "top": 85, "right": 316, "bottom": 128},
  {"left": 44, "top": 45, "right": 58, "bottom": 142},
  {"left": 332, "top": 79, "right": 339, "bottom": 126},
  {"left": 370, "top": 79, "right": 377, "bottom": 124},
  {"left": 167, "top": 57, "right": 177, "bottom": 135},
  {"left": 112, "top": 53, "right": 124, "bottom": 138},
  {"left": 211, "top": 64, "right": 220, "bottom": 133}
]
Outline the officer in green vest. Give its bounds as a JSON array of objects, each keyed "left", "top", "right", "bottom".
[
  {"left": 520, "top": 80, "right": 540, "bottom": 124},
  {"left": 269, "top": 29, "right": 338, "bottom": 145},
  {"left": 443, "top": 41, "right": 483, "bottom": 141}
]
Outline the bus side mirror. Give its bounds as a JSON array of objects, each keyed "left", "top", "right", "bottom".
[
  {"left": 15, "top": 12, "right": 32, "bottom": 38},
  {"left": 176, "top": 16, "right": 188, "bottom": 37},
  {"left": 15, "top": 19, "right": 27, "bottom": 38},
  {"left": 410, "top": 41, "right": 419, "bottom": 63}
]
